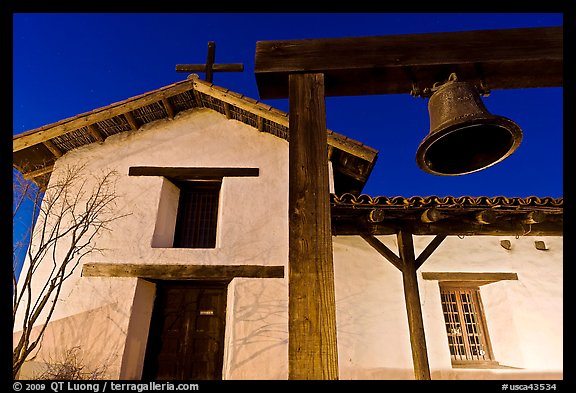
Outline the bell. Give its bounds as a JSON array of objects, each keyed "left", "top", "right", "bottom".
[{"left": 416, "top": 79, "right": 522, "bottom": 176}]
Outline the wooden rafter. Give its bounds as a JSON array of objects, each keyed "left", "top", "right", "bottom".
[
  {"left": 222, "top": 102, "right": 232, "bottom": 119},
  {"left": 87, "top": 124, "right": 104, "bottom": 142},
  {"left": 42, "top": 140, "right": 62, "bottom": 158},
  {"left": 190, "top": 77, "right": 377, "bottom": 162},
  {"left": 161, "top": 98, "right": 175, "bottom": 119},
  {"left": 22, "top": 165, "right": 54, "bottom": 180},
  {"left": 13, "top": 79, "right": 196, "bottom": 152},
  {"left": 123, "top": 111, "right": 139, "bottom": 131}
]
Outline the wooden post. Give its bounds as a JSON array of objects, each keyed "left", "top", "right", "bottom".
[
  {"left": 288, "top": 73, "right": 339, "bottom": 380},
  {"left": 397, "top": 230, "right": 431, "bottom": 380}
]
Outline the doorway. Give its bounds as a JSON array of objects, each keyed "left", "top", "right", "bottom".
[{"left": 142, "top": 280, "right": 229, "bottom": 380}]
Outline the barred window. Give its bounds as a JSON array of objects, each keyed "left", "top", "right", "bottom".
[
  {"left": 440, "top": 285, "right": 497, "bottom": 367},
  {"left": 173, "top": 181, "right": 221, "bottom": 248}
]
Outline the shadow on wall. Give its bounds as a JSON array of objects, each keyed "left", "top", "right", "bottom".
[
  {"left": 13, "top": 304, "right": 127, "bottom": 380},
  {"left": 226, "top": 278, "right": 288, "bottom": 379}
]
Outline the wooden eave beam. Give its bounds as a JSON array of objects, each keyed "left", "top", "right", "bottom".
[
  {"left": 255, "top": 26, "right": 562, "bottom": 99},
  {"left": 87, "top": 124, "right": 104, "bottom": 142},
  {"left": 123, "top": 111, "right": 139, "bottom": 131},
  {"left": 190, "top": 78, "right": 378, "bottom": 163},
  {"left": 22, "top": 165, "right": 54, "bottom": 181},
  {"left": 13, "top": 79, "right": 195, "bottom": 152},
  {"left": 42, "top": 140, "right": 63, "bottom": 158},
  {"left": 223, "top": 102, "right": 232, "bottom": 119},
  {"left": 161, "top": 98, "right": 175, "bottom": 119},
  {"left": 331, "top": 215, "right": 563, "bottom": 236}
]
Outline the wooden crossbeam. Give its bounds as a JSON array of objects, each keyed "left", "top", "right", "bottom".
[
  {"left": 176, "top": 41, "right": 244, "bottom": 83},
  {"left": 255, "top": 26, "right": 562, "bottom": 98},
  {"left": 128, "top": 166, "right": 259, "bottom": 179},
  {"left": 82, "top": 263, "right": 284, "bottom": 280}
]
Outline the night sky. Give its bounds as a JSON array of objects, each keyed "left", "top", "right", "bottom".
[{"left": 12, "top": 13, "right": 564, "bottom": 275}]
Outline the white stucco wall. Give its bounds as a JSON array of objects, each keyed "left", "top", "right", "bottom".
[
  {"left": 332, "top": 234, "right": 563, "bottom": 380},
  {"left": 14, "top": 106, "right": 562, "bottom": 380},
  {"left": 14, "top": 108, "right": 290, "bottom": 379}
]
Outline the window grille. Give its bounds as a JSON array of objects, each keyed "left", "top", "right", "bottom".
[
  {"left": 440, "top": 286, "right": 495, "bottom": 366},
  {"left": 173, "top": 181, "right": 221, "bottom": 248}
]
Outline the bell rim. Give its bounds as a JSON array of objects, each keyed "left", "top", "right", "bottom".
[{"left": 416, "top": 115, "right": 523, "bottom": 176}]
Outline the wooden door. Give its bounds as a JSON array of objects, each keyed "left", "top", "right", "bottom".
[{"left": 143, "top": 281, "right": 228, "bottom": 380}]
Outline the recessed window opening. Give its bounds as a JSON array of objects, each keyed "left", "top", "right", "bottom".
[
  {"left": 173, "top": 180, "right": 221, "bottom": 249},
  {"left": 440, "top": 284, "right": 497, "bottom": 367}
]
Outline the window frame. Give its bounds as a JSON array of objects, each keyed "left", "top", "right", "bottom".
[
  {"left": 439, "top": 281, "right": 499, "bottom": 368},
  {"left": 172, "top": 179, "right": 222, "bottom": 249}
]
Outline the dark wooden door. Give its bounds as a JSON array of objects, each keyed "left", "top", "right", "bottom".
[{"left": 143, "top": 281, "right": 228, "bottom": 380}]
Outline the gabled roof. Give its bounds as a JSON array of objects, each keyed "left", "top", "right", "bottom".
[
  {"left": 13, "top": 74, "right": 378, "bottom": 193},
  {"left": 331, "top": 194, "right": 563, "bottom": 236}
]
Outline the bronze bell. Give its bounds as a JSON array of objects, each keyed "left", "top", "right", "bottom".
[{"left": 416, "top": 78, "right": 523, "bottom": 176}]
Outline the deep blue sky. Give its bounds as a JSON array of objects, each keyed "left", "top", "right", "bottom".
[
  {"left": 13, "top": 13, "right": 563, "bottom": 199},
  {"left": 12, "top": 13, "right": 564, "bottom": 275}
]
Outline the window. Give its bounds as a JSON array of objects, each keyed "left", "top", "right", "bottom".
[
  {"left": 173, "top": 181, "right": 221, "bottom": 248},
  {"left": 440, "top": 284, "right": 497, "bottom": 367}
]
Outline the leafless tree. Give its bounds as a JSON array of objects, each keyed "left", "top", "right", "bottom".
[{"left": 13, "top": 164, "right": 127, "bottom": 379}]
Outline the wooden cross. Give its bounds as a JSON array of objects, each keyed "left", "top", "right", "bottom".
[{"left": 176, "top": 41, "right": 244, "bottom": 83}]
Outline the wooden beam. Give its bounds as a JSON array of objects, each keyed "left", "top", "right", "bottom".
[
  {"left": 421, "top": 208, "right": 450, "bottom": 223},
  {"left": 475, "top": 209, "right": 498, "bottom": 225},
  {"left": 397, "top": 230, "right": 431, "bottom": 380},
  {"left": 255, "top": 26, "right": 562, "bottom": 98},
  {"left": 331, "top": 216, "right": 563, "bottom": 236},
  {"left": 128, "top": 166, "right": 259, "bottom": 179},
  {"left": 421, "top": 272, "right": 518, "bottom": 284},
  {"left": 13, "top": 79, "right": 195, "bottom": 152},
  {"left": 360, "top": 234, "right": 403, "bottom": 272},
  {"left": 87, "top": 124, "right": 104, "bottom": 142},
  {"left": 22, "top": 165, "right": 54, "bottom": 180},
  {"left": 368, "top": 208, "right": 386, "bottom": 223},
  {"left": 161, "top": 98, "right": 175, "bottom": 119},
  {"left": 521, "top": 211, "right": 547, "bottom": 224},
  {"left": 175, "top": 63, "right": 244, "bottom": 73},
  {"left": 190, "top": 78, "right": 378, "bottom": 163},
  {"left": 42, "top": 140, "right": 63, "bottom": 158},
  {"left": 82, "top": 263, "right": 284, "bottom": 279},
  {"left": 288, "top": 73, "right": 338, "bottom": 380},
  {"left": 415, "top": 234, "right": 447, "bottom": 269},
  {"left": 123, "top": 111, "right": 139, "bottom": 131},
  {"left": 223, "top": 102, "right": 232, "bottom": 119}
]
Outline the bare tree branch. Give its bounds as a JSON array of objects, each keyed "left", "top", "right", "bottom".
[{"left": 13, "top": 164, "right": 129, "bottom": 379}]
